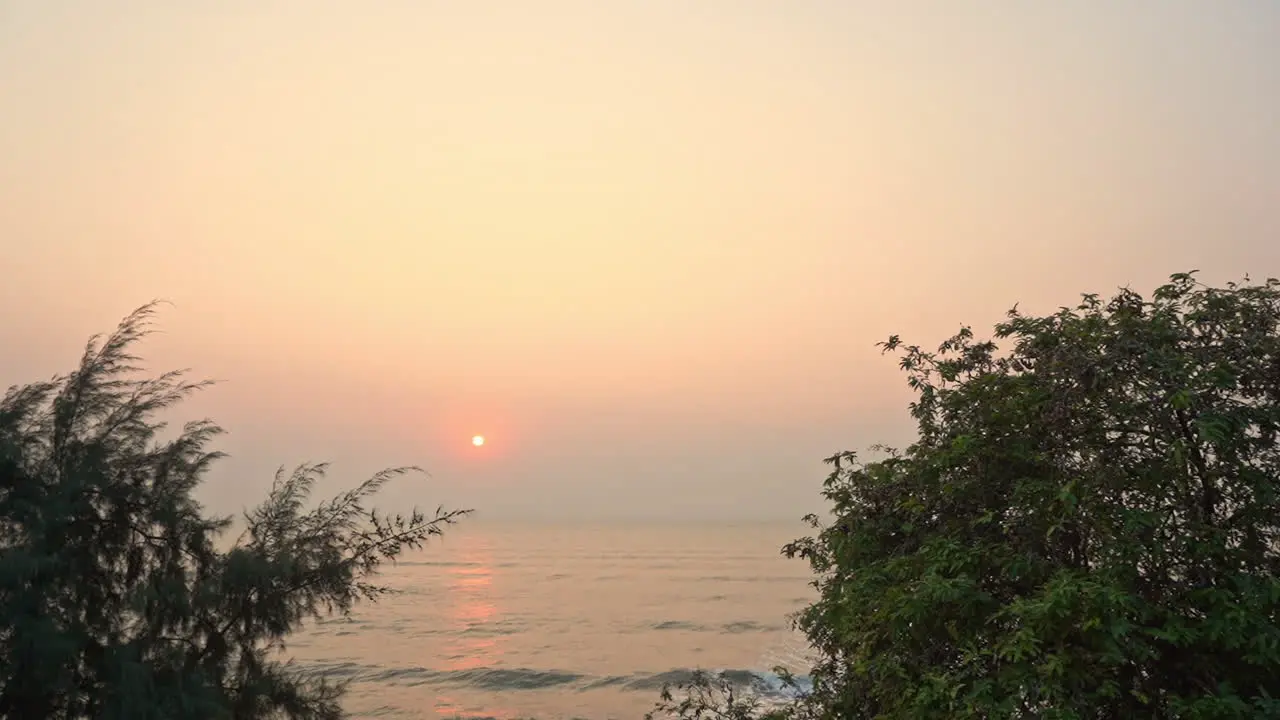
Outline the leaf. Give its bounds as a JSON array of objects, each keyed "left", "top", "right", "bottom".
[{"left": 1171, "top": 389, "right": 1192, "bottom": 410}]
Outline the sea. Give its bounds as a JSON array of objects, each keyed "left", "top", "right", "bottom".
[{"left": 285, "top": 519, "right": 819, "bottom": 719}]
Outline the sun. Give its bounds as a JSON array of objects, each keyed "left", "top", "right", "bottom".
[{"left": 471, "top": 435, "right": 485, "bottom": 447}]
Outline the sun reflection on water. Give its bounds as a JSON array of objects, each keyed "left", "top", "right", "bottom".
[{"left": 438, "top": 541, "right": 505, "bottom": 674}]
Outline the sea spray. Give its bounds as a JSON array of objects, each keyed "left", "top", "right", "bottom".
[{"left": 749, "top": 630, "right": 817, "bottom": 706}]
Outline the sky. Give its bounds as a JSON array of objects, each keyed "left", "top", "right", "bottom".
[{"left": 1, "top": 1, "right": 1278, "bottom": 522}]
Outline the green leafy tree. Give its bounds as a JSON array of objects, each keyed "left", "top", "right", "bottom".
[
  {"left": 783, "top": 272, "right": 1280, "bottom": 719},
  {"left": 654, "top": 272, "right": 1280, "bottom": 719},
  {"left": 0, "top": 303, "right": 469, "bottom": 719}
]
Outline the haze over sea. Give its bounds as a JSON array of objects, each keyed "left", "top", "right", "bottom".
[
  {"left": 286, "top": 520, "right": 812, "bottom": 719},
  {"left": 4, "top": 3, "right": 1278, "bottom": 717}
]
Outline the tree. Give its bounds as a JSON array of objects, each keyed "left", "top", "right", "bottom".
[
  {"left": 783, "top": 272, "right": 1280, "bottom": 719},
  {"left": 653, "top": 272, "right": 1280, "bottom": 719},
  {"left": 0, "top": 303, "right": 469, "bottom": 719}
]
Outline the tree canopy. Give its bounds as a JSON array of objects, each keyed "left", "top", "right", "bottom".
[
  {"left": 655, "top": 272, "right": 1280, "bottom": 719},
  {"left": 0, "top": 303, "right": 468, "bottom": 719}
]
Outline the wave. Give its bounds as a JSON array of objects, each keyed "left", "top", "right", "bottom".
[
  {"left": 693, "top": 574, "right": 811, "bottom": 583},
  {"left": 302, "top": 661, "right": 811, "bottom": 699},
  {"left": 312, "top": 616, "right": 785, "bottom": 638},
  {"left": 649, "top": 619, "right": 782, "bottom": 633}
]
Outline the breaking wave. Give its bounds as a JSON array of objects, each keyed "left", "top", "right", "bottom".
[{"left": 301, "top": 660, "right": 811, "bottom": 717}]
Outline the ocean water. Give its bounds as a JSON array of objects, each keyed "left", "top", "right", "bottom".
[{"left": 285, "top": 520, "right": 818, "bottom": 719}]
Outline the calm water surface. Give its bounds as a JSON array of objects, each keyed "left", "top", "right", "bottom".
[{"left": 287, "top": 520, "right": 816, "bottom": 719}]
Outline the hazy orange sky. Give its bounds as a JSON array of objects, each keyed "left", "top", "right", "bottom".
[{"left": 2, "top": 1, "right": 1278, "bottom": 521}]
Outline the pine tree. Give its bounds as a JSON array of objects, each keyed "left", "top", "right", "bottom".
[{"left": 0, "top": 303, "right": 468, "bottom": 719}]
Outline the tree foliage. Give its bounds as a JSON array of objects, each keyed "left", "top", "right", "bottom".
[
  {"left": 656, "top": 272, "right": 1280, "bottom": 719},
  {"left": 786, "top": 272, "right": 1280, "bottom": 719},
  {"left": 0, "top": 303, "right": 469, "bottom": 719}
]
